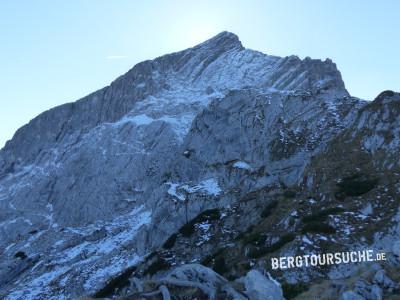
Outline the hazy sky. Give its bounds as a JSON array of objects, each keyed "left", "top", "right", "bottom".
[{"left": 1, "top": 1, "right": 399, "bottom": 148}]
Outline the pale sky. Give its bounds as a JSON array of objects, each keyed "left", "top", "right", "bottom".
[{"left": 1, "top": 0, "right": 399, "bottom": 148}]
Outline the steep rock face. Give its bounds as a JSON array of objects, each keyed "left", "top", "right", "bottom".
[
  {"left": 0, "top": 32, "right": 377, "bottom": 299},
  {"left": 115, "top": 93, "right": 399, "bottom": 300},
  {"left": 302, "top": 91, "right": 400, "bottom": 256},
  {"left": 0, "top": 33, "right": 347, "bottom": 172}
]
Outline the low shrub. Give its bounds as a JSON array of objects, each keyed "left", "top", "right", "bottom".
[
  {"left": 268, "top": 233, "right": 295, "bottom": 253},
  {"left": 162, "top": 171, "right": 172, "bottom": 182},
  {"left": 301, "top": 207, "right": 345, "bottom": 223},
  {"left": 336, "top": 173, "right": 378, "bottom": 198},
  {"left": 334, "top": 191, "right": 346, "bottom": 200},
  {"left": 247, "top": 246, "right": 268, "bottom": 259},
  {"left": 162, "top": 233, "right": 177, "bottom": 249},
  {"left": 14, "top": 251, "right": 27, "bottom": 260},
  {"left": 260, "top": 200, "right": 278, "bottom": 218},
  {"left": 92, "top": 266, "right": 136, "bottom": 298},
  {"left": 282, "top": 283, "right": 309, "bottom": 299},
  {"left": 146, "top": 251, "right": 158, "bottom": 261},
  {"left": 283, "top": 189, "right": 297, "bottom": 199},
  {"left": 301, "top": 222, "right": 335, "bottom": 234},
  {"left": 242, "top": 231, "right": 266, "bottom": 246},
  {"left": 143, "top": 257, "right": 170, "bottom": 276},
  {"left": 179, "top": 222, "right": 196, "bottom": 237},
  {"left": 247, "top": 233, "right": 295, "bottom": 258},
  {"left": 179, "top": 209, "right": 220, "bottom": 237},
  {"left": 213, "top": 257, "right": 228, "bottom": 275},
  {"left": 235, "top": 225, "right": 254, "bottom": 240},
  {"left": 201, "top": 248, "right": 225, "bottom": 266},
  {"left": 201, "top": 254, "right": 214, "bottom": 266}
]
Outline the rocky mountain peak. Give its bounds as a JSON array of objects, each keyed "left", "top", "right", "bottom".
[
  {"left": 1, "top": 33, "right": 398, "bottom": 300},
  {"left": 193, "top": 31, "right": 243, "bottom": 51}
]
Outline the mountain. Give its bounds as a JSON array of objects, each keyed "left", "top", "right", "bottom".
[{"left": 0, "top": 32, "right": 398, "bottom": 299}]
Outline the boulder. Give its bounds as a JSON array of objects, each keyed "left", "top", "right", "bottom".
[{"left": 242, "top": 270, "right": 284, "bottom": 300}]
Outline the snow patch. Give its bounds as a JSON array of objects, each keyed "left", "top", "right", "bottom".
[
  {"left": 166, "top": 182, "right": 186, "bottom": 201},
  {"left": 182, "top": 178, "right": 222, "bottom": 196},
  {"left": 233, "top": 161, "right": 252, "bottom": 170},
  {"left": 83, "top": 254, "right": 141, "bottom": 292},
  {"left": 6, "top": 266, "right": 70, "bottom": 300},
  {"left": 302, "top": 235, "right": 313, "bottom": 245},
  {"left": 130, "top": 114, "right": 154, "bottom": 125},
  {"left": 166, "top": 178, "right": 222, "bottom": 201}
]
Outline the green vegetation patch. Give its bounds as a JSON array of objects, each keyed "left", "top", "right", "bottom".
[
  {"left": 247, "top": 233, "right": 295, "bottom": 258},
  {"left": 301, "top": 222, "right": 335, "bottom": 234},
  {"left": 283, "top": 189, "right": 297, "bottom": 199},
  {"left": 235, "top": 225, "right": 254, "bottom": 241},
  {"left": 201, "top": 248, "right": 225, "bottom": 266},
  {"left": 268, "top": 233, "right": 296, "bottom": 253},
  {"left": 242, "top": 231, "right": 267, "bottom": 246},
  {"left": 260, "top": 200, "right": 278, "bottom": 218},
  {"left": 282, "top": 283, "right": 309, "bottom": 299},
  {"left": 335, "top": 173, "right": 378, "bottom": 198},
  {"left": 14, "top": 251, "right": 27, "bottom": 260},
  {"left": 143, "top": 257, "right": 170, "bottom": 276},
  {"left": 162, "top": 233, "right": 178, "bottom": 249},
  {"left": 201, "top": 248, "right": 230, "bottom": 276},
  {"left": 93, "top": 266, "right": 136, "bottom": 298},
  {"left": 301, "top": 207, "right": 345, "bottom": 223},
  {"left": 213, "top": 256, "right": 228, "bottom": 275}
]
